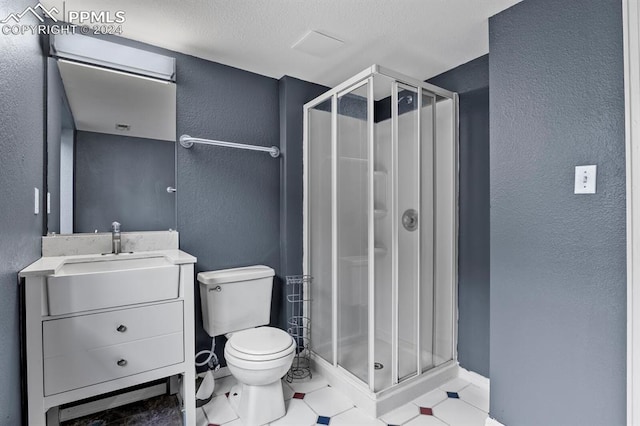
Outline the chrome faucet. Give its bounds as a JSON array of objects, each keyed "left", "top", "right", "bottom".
[{"left": 111, "top": 221, "right": 121, "bottom": 254}]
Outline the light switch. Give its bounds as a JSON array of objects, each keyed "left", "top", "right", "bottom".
[
  {"left": 574, "top": 165, "right": 597, "bottom": 194},
  {"left": 34, "top": 187, "right": 39, "bottom": 214}
]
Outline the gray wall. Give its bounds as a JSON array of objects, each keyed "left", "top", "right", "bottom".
[
  {"left": 174, "top": 54, "right": 281, "bottom": 364},
  {"left": 428, "top": 56, "right": 491, "bottom": 378},
  {"left": 0, "top": 0, "right": 45, "bottom": 423},
  {"left": 74, "top": 131, "right": 176, "bottom": 233},
  {"left": 428, "top": 55, "right": 489, "bottom": 95},
  {"left": 489, "top": 0, "right": 626, "bottom": 424},
  {"left": 278, "top": 75, "right": 328, "bottom": 327}
]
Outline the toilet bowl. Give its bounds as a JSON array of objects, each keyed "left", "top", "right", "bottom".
[
  {"left": 224, "top": 327, "right": 295, "bottom": 425},
  {"left": 197, "top": 266, "right": 295, "bottom": 426}
]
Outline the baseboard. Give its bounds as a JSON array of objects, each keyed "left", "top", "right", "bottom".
[
  {"left": 457, "top": 366, "right": 490, "bottom": 390},
  {"left": 485, "top": 416, "right": 506, "bottom": 426},
  {"left": 458, "top": 366, "right": 498, "bottom": 425}
]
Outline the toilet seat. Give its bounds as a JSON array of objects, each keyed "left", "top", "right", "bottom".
[{"left": 226, "top": 327, "right": 295, "bottom": 362}]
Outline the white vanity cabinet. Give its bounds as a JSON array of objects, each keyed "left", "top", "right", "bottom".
[{"left": 20, "top": 250, "right": 197, "bottom": 426}]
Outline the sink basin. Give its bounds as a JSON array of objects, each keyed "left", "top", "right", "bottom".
[{"left": 47, "top": 256, "right": 180, "bottom": 315}]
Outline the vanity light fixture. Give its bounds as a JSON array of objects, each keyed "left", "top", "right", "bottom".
[{"left": 50, "top": 34, "right": 176, "bottom": 82}]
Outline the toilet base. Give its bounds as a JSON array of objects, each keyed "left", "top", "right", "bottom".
[{"left": 227, "top": 381, "right": 286, "bottom": 426}]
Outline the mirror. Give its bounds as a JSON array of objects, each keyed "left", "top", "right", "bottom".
[{"left": 46, "top": 40, "right": 177, "bottom": 235}]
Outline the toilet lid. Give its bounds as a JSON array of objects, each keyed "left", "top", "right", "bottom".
[{"left": 227, "top": 327, "right": 294, "bottom": 356}]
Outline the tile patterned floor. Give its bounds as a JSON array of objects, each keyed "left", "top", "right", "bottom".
[
  {"left": 200, "top": 372, "right": 489, "bottom": 426},
  {"left": 61, "top": 370, "right": 489, "bottom": 425}
]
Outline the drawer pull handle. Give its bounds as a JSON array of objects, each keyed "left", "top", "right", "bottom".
[
  {"left": 116, "top": 325, "right": 127, "bottom": 333},
  {"left": 117, "top": 359, "right": 128, "bottom": 367}
]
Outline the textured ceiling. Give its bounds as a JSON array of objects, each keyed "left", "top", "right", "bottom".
[{"left": 42, "top": 0, "right": 521, "bottom": 87}]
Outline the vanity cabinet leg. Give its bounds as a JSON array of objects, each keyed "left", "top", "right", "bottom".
[
  {"left": 27, "top": 406, "right": 46, "bottom": 426},
  {"left": 168, "top": 374, "right": 180, "bottom": 395},
  {"left": 25, "top": 277, "right": 46, "bottom": 426},
  {"left": 46, "top": 406, "right": 60, "bottom": 426},
  {"left": 182, "top": 370, "right": 196, "bottom": 425}
]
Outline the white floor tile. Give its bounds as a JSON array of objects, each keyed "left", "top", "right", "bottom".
[
  {"left": 379, "top": 402, "right": 420, "bottom": 425},
  {"left": 196, "top": 407, "right": 208, "bottom": 426},
  {"left": 281, "top": 380, "right": 295, "bottom": 400},
  {"left": 303, "top": 386, "right": 354, "bottom": 417},
  {"left": 438, "top": 377, "right": 471, "bottom": 393},
  {"left": 412, "top": 388, "right": 448, "bottom": 409},
  {"left": 269, "top": 399, "right": 317, "bottom": 426},
  {"left": 202, "top": 394, "right": 238, "bottom": 424},
  {"left": 286, "top": 374, "right": 329, "bottom": 394},
  {"left": 330, "top": 407, "right": 385, "bottom": 425},
  {"left": 404, "top": 415, "right": 449, "bottom": 426},
  {"left": 222, "top": 418, "right": 245, "bottom": 426},
  {"left": 433, "top": 398, "right": 487, "bottom": 426},
  {"left": 213, "top": 374, "right": 238, "bottom": 396},
  {"left": 458, "top": 384, "right": 489, "bottom": 413}
]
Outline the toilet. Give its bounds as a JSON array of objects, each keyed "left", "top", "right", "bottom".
[{"left": 198, "top": 265, "right": 295, "bottom": 426}]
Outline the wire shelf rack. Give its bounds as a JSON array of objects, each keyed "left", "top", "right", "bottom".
[{"left": 285, "top": 275, "right": 312, "bottom": 382}]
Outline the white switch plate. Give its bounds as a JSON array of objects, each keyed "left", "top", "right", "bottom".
[
  {"left": 574, "top": 165, "right": 597, "bottom": 194},
  {"left": 34, "top": 187, "right": 39, "bottom": 214}
]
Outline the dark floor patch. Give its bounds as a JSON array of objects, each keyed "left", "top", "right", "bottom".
[{"left": 61, "top": 394, "right": 182, "bottom": 426}]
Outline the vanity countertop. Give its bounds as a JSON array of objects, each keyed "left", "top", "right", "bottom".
[{"left": 19, "top": 249, "right": 197, "bottom": 278}]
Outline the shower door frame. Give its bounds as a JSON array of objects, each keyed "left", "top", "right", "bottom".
[{"left": 303, "top": 64, "right": 459, "bottom": 395}]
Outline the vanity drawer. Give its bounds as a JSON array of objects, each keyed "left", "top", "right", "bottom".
[
  {"left": 46, "top": 261, "right": 180, "bottom": 315},
  {"left": 43, "top": 302, "right": 183, "bottom": 358},
  {"left": 44, "top": 332, "right": 183, "bottom": 395}
]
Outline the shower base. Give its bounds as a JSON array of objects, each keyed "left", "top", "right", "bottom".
[
  {"left": 336, "top": 337, "right": 448, "bottom": 391},
  {"left": 311, "top": 349, "right": 457, "bottom": 418}
]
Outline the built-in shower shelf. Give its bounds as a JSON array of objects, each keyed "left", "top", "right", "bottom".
[
  {"left": 339, "top": 156, "right": 367, "bottom": 163},
  {"left": 374, "top": 209, "right": 387, "bottom": 219},
  {"left": 340, "top": 248, "right": 388, "bottom": 265},
  {"left": 375, "top": 246, "right": 387, "bottom": 255}
]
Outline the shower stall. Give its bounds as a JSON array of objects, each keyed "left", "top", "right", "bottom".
[{"left": 303, "top": 65, "right": 458, "bottom": 416}]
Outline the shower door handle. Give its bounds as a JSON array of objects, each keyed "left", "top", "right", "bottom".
[{"left": 402, "top": 209, "right": 418, "bottom": 232}]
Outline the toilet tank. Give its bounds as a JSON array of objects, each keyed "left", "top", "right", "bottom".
[{"left": 198, "top": 265, "right": 274, "bottom": 336}]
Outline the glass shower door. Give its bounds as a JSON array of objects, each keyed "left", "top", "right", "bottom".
[
  {"left": 394, "top": 84, "right": 421, "bottom": 382},
  {"left": 308, "top": 98, "right": 333, "bottom": 364},
  {"left": 393, "top": 84, "right": 436, "bottom": 383},
  {"left": 336, "top": 80, "right": 371, "bottom": 387},
  {"left": 420, "top": 90, "right": 436, "bottom": 371}
]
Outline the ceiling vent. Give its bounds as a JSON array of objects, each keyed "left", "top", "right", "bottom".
[{"left": 291, "top": 31, "right": 344, "bottom": 57}]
